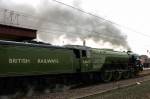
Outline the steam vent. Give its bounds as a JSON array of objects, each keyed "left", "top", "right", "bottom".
[{"left": 0, "top": 24, "right": 37, "bottom": 41}]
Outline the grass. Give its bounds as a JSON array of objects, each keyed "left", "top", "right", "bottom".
[{"left": 82, "top": 80, "right": 150, "bottom": 99}]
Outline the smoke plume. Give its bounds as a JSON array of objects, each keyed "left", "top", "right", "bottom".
[{"left": 0, "top": 0, "right": 130, "bottom": 49}]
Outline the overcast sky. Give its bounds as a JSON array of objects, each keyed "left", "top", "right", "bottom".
[
  {"left": 1, "top": 0, "right": 150, "bottom": 56},
  {"left": 59, "top": 0, "right": 150, "bottom": 56}
]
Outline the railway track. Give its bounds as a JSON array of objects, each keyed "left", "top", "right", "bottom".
[{"left": 1, "top": 69, "right": 150, "bottom": 99}]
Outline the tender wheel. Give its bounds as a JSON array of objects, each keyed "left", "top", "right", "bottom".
[
  {"left": 122, "top": 71, "right": 130, "bottom": 79},
  {"left": 112, "top": 71, "right": 122, "bottom": 81},
  {"left": 101, "top": 70, "right": 112, "bottom": 82}
]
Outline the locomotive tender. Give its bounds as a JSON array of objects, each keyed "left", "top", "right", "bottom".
[{"left": 0, "top": 39, "right": 142, "bottom": 94}]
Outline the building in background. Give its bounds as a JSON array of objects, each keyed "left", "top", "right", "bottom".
[
  {"left": 0, "top": 24, "right": 36, "bottom": 41},
  {"left": 140, "top": 55, "right": 150, "bottom": 68}
]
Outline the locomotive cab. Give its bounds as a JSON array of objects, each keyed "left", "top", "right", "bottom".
[{"left": 65, "top": 45, "right": 92, "bottom": 72}]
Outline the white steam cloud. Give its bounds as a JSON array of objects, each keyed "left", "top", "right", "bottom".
[{"left": 0, "top": 0, "right": 130, "bottom": 50}]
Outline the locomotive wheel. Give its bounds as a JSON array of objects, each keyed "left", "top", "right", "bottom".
[
  {"left": 122, "top": 71, "right": 130, "bottom": 79},
  {"left": 112, "top": 71, "right": 122, "bottom": 81},
  {"left": 130, "top": 71, "right": 136, "bottom": 78},
  {"left": 101, "top": 70, "right": 112, "bottom": 82}
]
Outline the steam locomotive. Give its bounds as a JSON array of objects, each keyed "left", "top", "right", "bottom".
[{"left": 0, "top": 40, "right": 142, "bottom": 95}]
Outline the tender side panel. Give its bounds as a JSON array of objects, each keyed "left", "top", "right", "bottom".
[{"left": 0, "top": 44, "right": 75, "bottom": 76}]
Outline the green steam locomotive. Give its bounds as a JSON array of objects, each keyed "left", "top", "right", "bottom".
[{"left": 0, "top": 40, "right": 142, "bottom": 94}]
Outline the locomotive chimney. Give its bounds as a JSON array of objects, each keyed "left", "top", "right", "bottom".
[{"left": 83, "top": 40, "right": 86, "bottom": 46}]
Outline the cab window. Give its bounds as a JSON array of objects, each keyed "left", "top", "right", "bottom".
[
  {"left": 73, "top": 49, "right": 80, "bottom": 58},
  {"left": 82, "top": 50, "right": 87, "bottom": 57}
]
